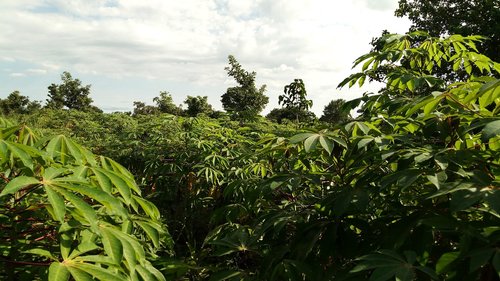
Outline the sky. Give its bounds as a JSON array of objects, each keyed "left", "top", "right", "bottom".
[{"left": 0, "top": 0, "right": 411, "bottom": 115}]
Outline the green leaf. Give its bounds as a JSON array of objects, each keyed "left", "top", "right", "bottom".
[
  {"left": 74, "top": 262, "right": 126, "bottom": 281},
  {"left": 481, "top": 120, "right": 500, "bottom": 142},
  {"left": 48, "top": 262, "right": 70, "bottom": 281},
  {"left": 436, "top": 252, "right": 459, "bottom": 274},
  {"left": 357, "top": 138, "right": 373, "bottom": 149},
  {"left": 1, "top": 140, "right": 34, "bottom": 170},
  {"left": 60, "top": 230, "right": 73, "bottom": 260},
  {"left": 99, "top": 226, "right": 123, "bottom": 265},
  {"left": 289, "top": 133, "right": 316, "bottom": 144},
  {"left": 423, "top": 96, "right": 443, "bottom": 116},
  {"left": 45, "top": 185, "right": 66, "bottom": 222},
  {"left": 67, "top": 266, "right": 94, "bottom": 281},
  {"left": 55, "top": 187, "right": 98, "bottom": 225},
  {"left": 136, "top": 220, "right": 161, "bottom": 248},
  {"left": 24, "top": 248, "right": 57, "bottom": 260},
  {"left": 331, "top": 136, "right": 348, "bottom": 148},
  {"left": 133, "top": 195, "right": 161, "bottom": 220},
  {"left": 304, "top": 135, "right": 320, "bottom": 152},
  {"left": 92, "top": 168, "right": 134, "bottom": 204},
  {"left": 319, "top": 136, "right": 333, "bottom": 155},
  {"left": 0, "top": 176, "right": 39, "bottom": 197},
  {"left": 136, "top": 265, "right": 157, "bottom": 281}
]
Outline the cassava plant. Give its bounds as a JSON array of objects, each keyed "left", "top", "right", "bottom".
[{"left": 0, "top": 119, "right": 170, "bottom": 281}]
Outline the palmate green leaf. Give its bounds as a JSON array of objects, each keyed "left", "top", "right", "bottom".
[
  {"left": 73, "top": 262, "right": 127, "bottom": 281},
  {"left": 100, "top": 156, "right": 135, "bottom": 181},
  {"left": 24, "top": 248, "right": 57, "bottom": 260},
  {"left": 121, "top": 238, "right": 137, "bottom": 269},
  {"left": 0, "top": 176, "right": 39, "bottom": 197},
  {"left": 289, "top": 133, "right": 316, "bottom": 144},
  {"left": 0, "top": 125, "right": 19, "bottom": 140},
  {"left": 45, "top": 135, "right": 97, "bottom": 166},
  {"left": 92, "top": 168, "right": 113, "bottom": 194},
  {"left": 73, "top": 255, "right": 115, "bottom": 265},
  {"left": 99, "top": 226, "right": 123, "bottom": 265},
  {"left": 54, "top": 187, "right": 98, "bottom": 226},
  {"left": 48, "top": 262, "right": 70, "bottom": 281},
  {"left": 60, "top": 229, "right": 73, "bottom": 260},
  {"left": 52, "top": 181, "right": 128, "bottom": 218},
  {"left": 66, "top": 266, "right": 94, "bottom": 281},
  {"left": 143, "top": 261, "right": 167, "bottom": 281},
  {"left": 135, "top": 220, "right": 161, "bottom": 248},
  {"left": 0, "top": 140, "right": 35, "bottom": 170},
  {"left": 68, "top": 241, "right": 100, "bottom": 260},
  {"left": 319, "top": 136, "right": 333, "bottom": 155},
  {"left": 92, "top": 167, "right": 136, "bottom": 204},
  {"left": 45, "top": 185, "right": 66, "bottom": 222},
  {"left": 101, "top": 223, "right": 146, "bottom": 266},
  {"left": 331, "top": 136, "right": 348, "bottom": 148},
  {"left": 304, "top": 135, "right": 320, "bottom": 152}
]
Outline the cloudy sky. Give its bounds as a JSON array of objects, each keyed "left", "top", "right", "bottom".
[{"left": 0, "top": 0, "right": 411, "bottom": 115}]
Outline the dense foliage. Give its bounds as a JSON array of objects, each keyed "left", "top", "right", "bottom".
[
  {"left": 0, "top": 120, "right": 168, "bottom": 280},
  {"left": 1, "top": 31, "right": 499, "bottom": 281},
  {"left": 395, "top": 0, "right": 500, "bottom": 62}
]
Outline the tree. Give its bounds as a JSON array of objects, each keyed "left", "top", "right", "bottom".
[
  {"left": 266, "top": 107, "right": 316, "bottom": 124},
  {"left": 132, "top": 101, "right": 160, "bottom": 116},
  {"left": 46, "top": 71, "right": 96, "bottom": 111},
  {"left": 395, "top": 0, "right": 500, "bottom": 62},
  {"left": 0, "top": 91, "right": 41, "bottom": 115},
  {"left": 221, "top": 55, "right": 269, "bottom": 121},
  {"left": 154, "top": 91, "right": 183, "bottom": 115},
  {"left": 184, "top": 95, "right": 213, "bottom": 117},
  {"left": 276, "top": 79, "right": 314, "bottom": 123},
  {"left": 319, "top": 99, "right": 350, "bottom": 124}
]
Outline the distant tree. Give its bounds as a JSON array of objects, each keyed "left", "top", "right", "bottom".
[
  {"left": 320, "top": 99, "right": 350, "bottom": 124},
  {"left": 395, "top": 0, "right": 500, "bottom": 62},
  {"left": 266, "top": 107, "right": 316, "bottom": 124},
  {"left": 154, "top": 91, "right": 183, "bottom": 115},
  {"left": 277, "top": 79, "right": 314, "bottom": 123},
  {"left": 132, "top": 101, "right": 160, "bottom": 116},
  {"left": 0, "top": 91, "right": 41, "bottom": 115},
  {"left": 221, "top": 55, "right": 269, "bottom": 121},
  {"left": 46, "top": 71, "right": 96, "bottom": 111},
  {"left": 184, "top": 95, "right": 213, "bottom": 117}
]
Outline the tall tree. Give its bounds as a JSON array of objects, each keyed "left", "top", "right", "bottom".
[
  {"left": 277, "top": 79, "right": 314, "bottom": 123},
  {"left": 221, "top": 55, "right": 269, "bottom": 121},
  {"left": 46, "top": 71, "right": 96, "bottom": 111},
  {"left": 395, "top": 0, "right": 500, "bottom": 62},
  {"left": 184, "top": 95, "right": 213, "bottom": 117},
  {"left": 319, "top": 99, "right": 350, "bottom": 124}
]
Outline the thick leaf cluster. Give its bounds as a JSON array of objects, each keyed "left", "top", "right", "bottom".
[{"left": 0, "top": 122, "right": 169, "bottom": 281}]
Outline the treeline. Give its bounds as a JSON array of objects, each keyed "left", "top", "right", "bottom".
[{"left": 2, "top": 57, "right": 350, "bottom": 125}]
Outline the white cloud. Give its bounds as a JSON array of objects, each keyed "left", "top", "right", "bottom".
[
  {"left": 10, "top": 72, "right": 26, "bottom": 77},
  {"left": 0, "top": 0, "right": 410, "bottom": 114}
]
